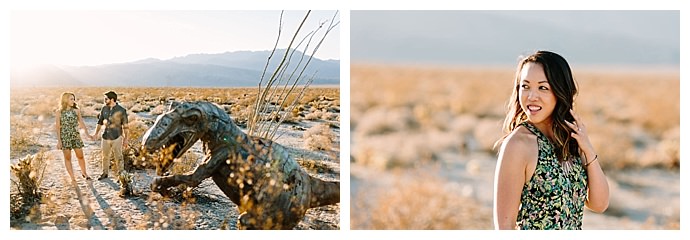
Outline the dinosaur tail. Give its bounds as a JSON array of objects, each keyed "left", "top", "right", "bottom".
[{"left": 309, "top": 176, "right": 340, "bottom": 208}]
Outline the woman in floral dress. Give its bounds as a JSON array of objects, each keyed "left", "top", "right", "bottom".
[
  {"left": 493, "top": 51, "right": 610, "bottom": 230},
  {"left": 56, "top": 92, "right": 93, "bottom": 182}
]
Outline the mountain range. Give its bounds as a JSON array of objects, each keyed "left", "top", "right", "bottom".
[{"left": 10, "top": 49, "right": 340, "bottom": 88}]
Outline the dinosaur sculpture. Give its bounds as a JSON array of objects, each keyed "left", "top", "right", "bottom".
[{"left": 141, "top": 101, "right": 339, "bottom": 229}]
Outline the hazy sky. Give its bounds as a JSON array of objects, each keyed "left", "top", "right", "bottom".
[
  {"left": 351, "top": 10, "right": 679, "bottom": 67},
  {"left": 11, "top": 10, "right": 340, "bottom": 67}
]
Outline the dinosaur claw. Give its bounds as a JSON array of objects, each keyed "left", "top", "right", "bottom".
[
  {"left": 151, "top": 178, "right": 162, "bottom": 192},
  {"left": 151, "top": 177, "right": 174, "bottom": 197}
]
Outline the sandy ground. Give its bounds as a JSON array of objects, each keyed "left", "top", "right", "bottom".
[
  {"left": 351, "top": 150, "right": 679, "bottom": 230},
  {"left": 10, "top": 115, "right": 340, "bottom": 230}
]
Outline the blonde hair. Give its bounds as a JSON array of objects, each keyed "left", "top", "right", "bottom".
[{"left": 58, "top": 92, "right": 79, "bottom": 112}]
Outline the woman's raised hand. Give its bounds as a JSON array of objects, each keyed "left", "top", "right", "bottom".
[{"left": 565, "top": 109, "right": 596, "bottom": 162}]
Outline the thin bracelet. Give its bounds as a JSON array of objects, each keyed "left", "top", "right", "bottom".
[{"left": 585, "top": 155, "right": 599, "bottom": 167}]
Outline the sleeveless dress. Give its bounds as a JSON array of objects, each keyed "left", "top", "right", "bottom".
[
  {"left": 59, "top": 108, "right": 85, "bottom": 150},
  {"left": 516, "top": 121, "right": 588, "bottom": 230}
]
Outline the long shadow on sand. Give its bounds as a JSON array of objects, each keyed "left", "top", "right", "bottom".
[{"left": 85, "top": 179, "right": 132, "bottom": 229}]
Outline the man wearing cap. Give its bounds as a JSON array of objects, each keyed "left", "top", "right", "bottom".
[{"left": 91, "top": 91, "right": 129, "bottom": 180}]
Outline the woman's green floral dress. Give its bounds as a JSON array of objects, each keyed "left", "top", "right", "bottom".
[
  {"left": 516, "top": 121, "right": 588, "bottom": 230},
  {"left": 59, "top": 108, "right": 84, "bottom": 150}
]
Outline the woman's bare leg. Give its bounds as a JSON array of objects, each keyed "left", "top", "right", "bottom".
[
  {"left": 74, "top": 148, "right": 90, "bottom": 179},
  {"left": 62, "top": 149, "right": 76, "bottom": 182}
]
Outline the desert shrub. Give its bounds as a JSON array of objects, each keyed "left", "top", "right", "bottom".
[
  {"left": 659, "top": 126, "right": 680, "bottom": 169},
  {"left": 9, "top": 115, "right": 43, "bottom": 157},
  {"left": 304, "top": 110, "right": 324, "bottom": 121},
  {"left": 354, "top": 106, "right": 416, "bottom": 138},
  {"left": 303, "top": 123, "right": 335, "bottom": 151},
  {"left": 127, "top": 116, "right": 150, "bottom": 142},
  {"left": 449, "top": 114, "right": 479, "bottom": 135},
  {"left": 351, "top": 168, "right": 492, "bottom": 229},
  {"left": 320, "top": 111, "right": 339, "bottom": 121},
  {"left": 20, "top": 98, "right": 56, "bottom": 118},
  {"left": 10, "top": 97, "right": 25, "bottom": 115},
  {"left": 122, "top": 116, "right": 153, "bottom": 170},
  {"left": 237, "top": 94, "right": 258, "bottom": 108},
  {"left": 353, "top": 133, "right": 436, "bottom": 170},
  {"left": 118, "top": 171, "right": 134, "bottom": 197},
  {"left": 79, "top": 100, "right": 101, "bottom": 118},
  {"left": 472, "top": 118, "right": 504, "bottom": 153},
  {"left": 412, "top": 103, "right": 452, "bottom": 131},
  {"left": 125, "top": 144, "right": 155, "bottom": 171},
  {"left": 229, "top": 105, "right": 253, "bottom": 127},
  {"left": 129, "top": 103, "right": 151, "bottom": 113},
  {"left": 637, "top": 126, "right": 680, "bottom": 169},
  {"left": 10, "top": 151, "right": 49, "bottom": 223},
  {"left": 150, "top": 104, "right": 168, "bottom": 115}
]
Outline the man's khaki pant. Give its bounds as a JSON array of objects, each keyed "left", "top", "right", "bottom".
[{"left": 102, "top": 136, "right": 124, "bottom": 176}]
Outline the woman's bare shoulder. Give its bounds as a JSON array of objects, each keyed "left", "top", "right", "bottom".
[{"left": 500, "top": 126, "right": 537, "bottom": 157}]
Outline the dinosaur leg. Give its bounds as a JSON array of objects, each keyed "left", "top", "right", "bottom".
[
  {"left": 211, "top": 171, "right": 241, "bottom": 205},
  {"left": 308, "top": 177, "right": 340, "bottom": 208},
  {"left": 151, "top": 173, "right": 197, "bottom": 193},
  {"left": 152, "top": 154, "right": 223, "bottom": 193}
]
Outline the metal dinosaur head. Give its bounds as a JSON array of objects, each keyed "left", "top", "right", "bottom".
[{"left": 142, "top": 101, "right": 219, "bottom": 175}]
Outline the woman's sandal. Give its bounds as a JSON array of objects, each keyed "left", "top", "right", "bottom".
[{"left": 82, "top": 174, "right": 92, "bottom": 180}]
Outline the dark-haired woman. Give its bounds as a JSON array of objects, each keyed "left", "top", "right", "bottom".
[{"left": 493, "top": 51, "right": 609, "bottom": 230}]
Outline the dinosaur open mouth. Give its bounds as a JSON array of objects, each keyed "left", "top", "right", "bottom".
[
  {"left": 151, "top": 132, "right": 190, "bottom": 176},
  {"left": 163, "top": 133, "right": 187, "bottom": 159}
]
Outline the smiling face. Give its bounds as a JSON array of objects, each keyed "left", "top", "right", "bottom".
[
  {"left": 518, "top": 62, "right": 556, "bottom": 130},
  {"left": 67, "top": 94, "right": 75, "bottom": 106},
  {"left": 60, "top": 92, "right": 77, "bottom": 110}
]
